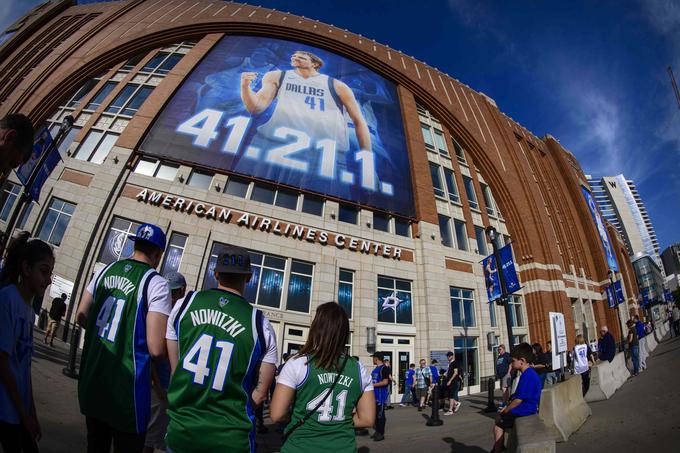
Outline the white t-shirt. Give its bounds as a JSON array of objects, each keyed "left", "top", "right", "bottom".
[
  {"left": 86, "top": 264, "right": 171, "bottom": 315},
  {"left": 166, "top": 293, "right": 278, "bottom": 365},
  {"left": 277, "top": 355, "right": 374, "bottom": 392},
  {"left": 573, "top": 344, "right": 590, "bottom": 375}
]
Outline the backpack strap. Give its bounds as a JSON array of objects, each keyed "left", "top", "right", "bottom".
[{"left": 283, "top": 354, "right": 350, "bottom": 442}]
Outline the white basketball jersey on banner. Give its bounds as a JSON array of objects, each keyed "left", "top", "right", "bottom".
[{"left": 257, "top": 70, "right": 349, "bottom": 151}]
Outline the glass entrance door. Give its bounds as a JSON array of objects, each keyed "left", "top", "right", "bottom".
[
  {"left": 377, "top": 336, "right": 414, "bottom": 403},
  {"left": 283, "top": 324, "right": 308, "bottom": 356}
]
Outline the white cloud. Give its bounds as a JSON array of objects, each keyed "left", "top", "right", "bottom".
[{"left": 640, "top": 0, "right": 680, "bottom": 37}]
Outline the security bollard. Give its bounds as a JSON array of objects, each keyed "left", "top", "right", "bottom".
[
  {"left": 484, "top": 377, "right": 497, "bottom": 412},
  {"left": 62, "top": 326, "right": 81, "bottom": 379},
  {"left": 426, "top": 384, "right": 443, "bottom": 426}
]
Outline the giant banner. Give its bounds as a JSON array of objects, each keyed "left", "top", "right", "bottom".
[
  {"left": 581, "top": 187, "right": 619, "bottom": 272},
  {"left": 140, "top": 36, "right": 415, "bottom": 216}
]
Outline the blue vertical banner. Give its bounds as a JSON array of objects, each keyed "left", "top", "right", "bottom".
[
  {"left": 641, "top": 288, "right": 649, "bottom": 307},
  {"left": 664, "top": 289, "right": 674, "bottom": 303},
  {"left": 613, "top": 280, "right": 624, "bottom": 305},
  {"left": 499, "top": 244, "right": 521, "bottom": 294},
  {"left": 14, "top": 127, "right": 58, "bottom": 201},
  {"left": 581, "top": 187, "right": 619, "bottom": 272},
  {"left": 483, "top": 243, "right": 520, "bottom": 303},
  {"left": 483, "top": 254, "right": 501, "bottom": 303},
  {"left": 606, "top": 285, "right": 617, "bottom": 308}
]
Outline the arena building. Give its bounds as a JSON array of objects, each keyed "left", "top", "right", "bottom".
[{"left": 0, "top": 0, "right": 641, "bottom": 397}]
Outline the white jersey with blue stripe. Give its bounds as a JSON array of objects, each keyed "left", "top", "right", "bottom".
[{"left": 256, "top": 70, "right": 350, "bottom": 152}]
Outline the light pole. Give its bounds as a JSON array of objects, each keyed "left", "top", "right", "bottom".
[
  {"left": 608, "top": 269, "right": 625, "bottom": 351},
  {"left": 485, "top": 226, "right": 514, "bottom": 351}
]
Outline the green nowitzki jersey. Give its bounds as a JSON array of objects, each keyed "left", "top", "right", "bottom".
[
  {"left": 282, "top": 356, "right": 364, "bottom": 453},
  {"left": 78, "top": 259, "right": 161, "bottom": 433},
  {"left": 166, "top": 289, "right": 265, "bottom": 453}
]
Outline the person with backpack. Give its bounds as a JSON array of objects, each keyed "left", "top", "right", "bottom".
[
  {"left": 413, "top": 359, "right": 432, "bottom": 411},
  {"left": 270, "top": 302, "right": 375, "bottom": 452}
]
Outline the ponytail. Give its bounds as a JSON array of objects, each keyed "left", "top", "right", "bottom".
[{"left": 0, "top": 231, "right": 54, "bottom": 286}]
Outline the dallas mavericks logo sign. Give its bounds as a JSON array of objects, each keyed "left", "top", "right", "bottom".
[
  {"left": 139, "top": 225, "right": 154, "bottom": 240},
  {"left": 124, "top": 264, "right": 132, "bottom": 273},
  {"left": 219, "top": 297, "right": 228, "bottom": 307},
  {"left": 108, "top": 232, "right": 134, "bottom": 260}
]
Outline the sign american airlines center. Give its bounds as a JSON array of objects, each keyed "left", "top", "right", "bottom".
[{"left": 140, "top": 35, "right": 415, "bottom": 217}]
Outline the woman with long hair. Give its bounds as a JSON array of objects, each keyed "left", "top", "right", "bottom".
[
  {"left": 270, "top": 302, "right": 375, "bottom": 452},
  {"left": 573, "top": 334, "right": 595, "bottom": 396},
  {"left": 0, "top": 232, "right": 55, "bottom": 452}
]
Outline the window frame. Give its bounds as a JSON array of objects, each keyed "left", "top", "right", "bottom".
[
  {"left": 36, "top": 198, "right": 76, "bottom": 247},
  {"left": 160, "top": 232, "right": 188, "bottom": 275},
  {"left": 73, "top": 130, "right": 119, "bottom": 164},
  {"left": 337, "top": 268, "right": 354, "bottom": 319},
  {"left": 450, "top": 287, "right": 476, "bottom": 328},
  {"left": 84, "top": 81, "right": 117, "bottom": 111},
  {"left": 377, "top": 275, "right": 413, "bottom": 325},
  {"left": 463, "top": 175, "right": 479, "bottom": 210},
  {"left": 186, "top": 169, "right": 214, "bottom": 190},
  {"left": 338, "top": 204, "right": 358, "bottom": 224},
  {"left": 0, "top": 182, "right": 21, "bottom": 222}
]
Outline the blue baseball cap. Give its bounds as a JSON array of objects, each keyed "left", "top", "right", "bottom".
[{"left": 130, "top": 223, "right": 166, "bottom": 251}]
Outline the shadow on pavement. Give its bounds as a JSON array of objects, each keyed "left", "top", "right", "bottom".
[
  {"left": 443, "top": 436, "right": 488, "bottom": 452},
  {"left": 648, "top": 344, "right": 680, "bottom": 359},
  {"left": 32, "top": 341, "right": 73, "bottom": 367}
]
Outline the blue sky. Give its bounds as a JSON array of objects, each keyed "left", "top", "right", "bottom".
[{"left": 2, "top": 0, "right": 679, "bottom": 253}]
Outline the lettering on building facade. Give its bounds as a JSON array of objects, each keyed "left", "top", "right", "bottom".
[{"left": 134, "top": 187, "right": 407, "bottom": 260}]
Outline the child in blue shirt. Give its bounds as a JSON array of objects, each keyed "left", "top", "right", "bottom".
[{"left": 491, "top": 343, "right": 542, "bottom": 453}]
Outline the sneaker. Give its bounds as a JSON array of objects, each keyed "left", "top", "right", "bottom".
[
  {"left": 373, "top": 433, "right": 385, "bottom": 442},
  {"left": 454, "top": 402, "right": 461, "bottom": 413},
  {"left": 418, "top": 406, "right": 423, "bottom": 412},
  {"left": 443, "top": 411, "right": 454, "bottom": 415}
]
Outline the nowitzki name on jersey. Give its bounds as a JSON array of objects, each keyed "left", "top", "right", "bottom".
[
  {"left": 317, "top": 371, "right": 354, "bottom": 388},
  {"left": 190, "top": 309, "right": 246, "bottom": 337},
  {"left": 103, "top": 275, "right": 136, "bottom": 295}
]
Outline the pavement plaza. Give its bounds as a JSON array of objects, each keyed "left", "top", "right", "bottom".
[{"left": 32, "top": 330, "right": 680, "bottom": 452}]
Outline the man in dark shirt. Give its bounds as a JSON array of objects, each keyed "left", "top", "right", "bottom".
[
  {"left": 444, "top": 351, "right": 462, "bottom": 415},
  {"left": 597, "top": 326, "right": 616, "bottom": 362},
  {"left": 44, "top": 293, "right": 67, "bottom": 346},
  {"left": 495, "top": 344, "right": 512, "bottom": 406}
]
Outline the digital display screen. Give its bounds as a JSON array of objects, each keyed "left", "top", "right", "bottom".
[{"left": 140, "top": 35, "right": 415, "bottom": 216}]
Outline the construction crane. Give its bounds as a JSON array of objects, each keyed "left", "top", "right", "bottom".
[{"left": 668, "top": 66, "right": 680, "bottom": 110}]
